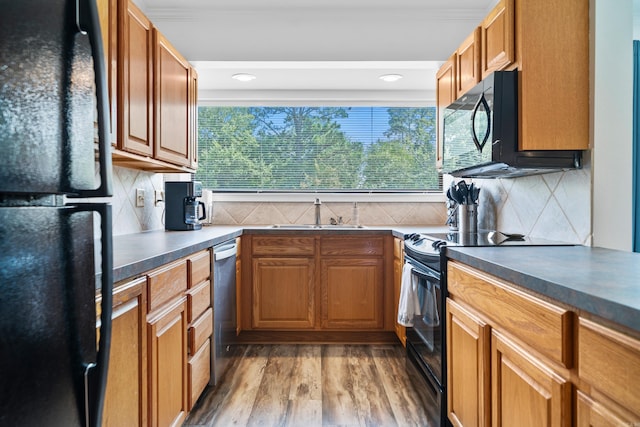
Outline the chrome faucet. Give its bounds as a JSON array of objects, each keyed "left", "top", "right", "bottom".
[{"left": 314, "top": 198, "right": 321, "bottom": 226}]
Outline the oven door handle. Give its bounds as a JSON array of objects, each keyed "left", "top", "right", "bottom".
[{"left": 406, "top": 260, "right": 440, "bottom": 283}]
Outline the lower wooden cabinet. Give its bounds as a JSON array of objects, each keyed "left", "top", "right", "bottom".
[
  {"left": 393, "top": 237, "right": 406, "bottom": 344},
  {"left": 188, "top": 338, "right": 211, "bottom": 409},
  {"left": 446, "top": 298, "right": 490, "bottom": 427},
  {"left": 321, "top": 257, "right": 383, "bottom": 329},
  {"left": 577, "top": 318, "right": 640, "bottom": 425},
  {"left": 576, "top": 390, "right": 637, "bottom": 427},
  {"left": 252, "top": 257, "right": 315, "bottom": 329},
  {"left": 446, "top": 260, "right": 640, "bottom": 427},
  {"left": 244, "top": 233, "right": 393, "bottom": 333},
  {"left": 447, "top": 262, "right": 571, "bottom": 427},
  {"left": 102, "top": 250, "right": 213, "bottom": 427},
  {"left": 491, "top": 330, "right": 571, "bottom": 427},
  {"left": 101, "top": 277, "right": 148, "bottom": 427},
  {"left": 148, "top": 297, "right": 188, "bottom": 427}
]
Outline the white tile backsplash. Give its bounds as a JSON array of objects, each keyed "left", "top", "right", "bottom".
[
  {"left": 111, "top": 166, "right": 165, "bottom": 236},
  {"left": 110, "top": 159, "right": 592, "bottom": 245},
  {"left": 472, "top": 160, "right": 592, "bottom": 245}
]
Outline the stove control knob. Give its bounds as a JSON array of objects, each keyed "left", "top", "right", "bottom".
[{"left": 432, "top": 240, "right": 447, "bottom": 250}]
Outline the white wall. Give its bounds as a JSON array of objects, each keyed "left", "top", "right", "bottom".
[{"left": 591, "top": 0, "right": 634, "bottom": 251}]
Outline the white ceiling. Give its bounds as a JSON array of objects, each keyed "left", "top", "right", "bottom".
[{"left": 138, "top": 0, "right": 499, "bottom": 104}]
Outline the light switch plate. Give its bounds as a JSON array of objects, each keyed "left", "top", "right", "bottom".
[{"left": 136, "top": 188, "right": 145, "bottom": 207}]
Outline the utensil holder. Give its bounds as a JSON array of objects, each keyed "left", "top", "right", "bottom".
[{"left": 458, "top": 204, "right": 478, "bottom": 234}]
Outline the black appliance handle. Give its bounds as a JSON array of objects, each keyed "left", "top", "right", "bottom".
[
  {"left": 72, "top": 203, "right": 113, "bottom": 427},
  {"left": 405, "top": 259, "right": 440, "bottom": 283},
  {"left": 70, "top": 0, "right": 113, "bottom": 198},
  {"left": 198, "top": 201, "right": 206, "bottom": 220},
  {"left": 470, "top": 93, "right": 491, "bottom": 153}
]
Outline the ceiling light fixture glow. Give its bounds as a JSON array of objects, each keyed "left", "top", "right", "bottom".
[
  {"left": 231, "top": 73, "right": 256, "bottom": 82},
  {"left": 379, "top": 74, "right": 404, "bottom": 82}
]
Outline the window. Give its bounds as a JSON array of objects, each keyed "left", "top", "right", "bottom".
[{"left": 196, "top": 106, "right": 440, "bottom": 192}]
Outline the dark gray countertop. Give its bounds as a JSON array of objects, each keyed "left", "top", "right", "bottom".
[
  {"left": 445, "top": 246, "right": 640, "bottom": 333},
  {"left": 111, "top": 226, "right": 640, "bottom": 334},
  {"left": 113, "top": 226, "right": 242, "bottom": 283},
  {"left": 112, "top": 225, "right": 443, "bottom": 283}
]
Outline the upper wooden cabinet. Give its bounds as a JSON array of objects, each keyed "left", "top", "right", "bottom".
[
  {"left": 516, "top": 0, "right": 589, "bottom": 151},
  {"left": 98, "top": 0, "right": 198, "bottom": 172},
  {"left": 456, "top": 27, "right": 481, "bottom": 96},
  {"left": 437, "top": 0, "right": 589, "bottom": 153},
  {"left": 119, "top": 0, "right": 154, "bottom": 157},
  {"left": 435, "top": 54, "right": 456, "bottom": 166},
  {"left": 480, "top": 0, "right": 515, "bottom": 79},
  {"left": 97, "top": 0, "right": 118, "bottom": 145},
  {"left": 189, "top": 67, "right": 199, "bottom": 170},
  {"left": 154, "top": 30, "right": 192, "bottom": 168}
]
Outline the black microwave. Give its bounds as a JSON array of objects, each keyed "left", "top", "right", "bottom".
[{"left": 441, "top": 70, "right": 582, "bottom": 178}]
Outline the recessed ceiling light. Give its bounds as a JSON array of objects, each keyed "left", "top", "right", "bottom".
[
  {"left": 379, "top": 74, "right": 404, "bottom": 83},
  {"left": 231, "top": 73, "right": 256, "bottom": 82}
]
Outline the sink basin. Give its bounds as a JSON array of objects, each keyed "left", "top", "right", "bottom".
[{"left": 271, "top": 224, "right": 366, "bottom": 229}]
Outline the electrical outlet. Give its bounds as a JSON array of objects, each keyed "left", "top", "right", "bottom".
[
  {"left": 154, "top": 190, "right": 164, "bottom": 207},
  {"left": 136, "top": 188, "right": 145, "bottom": 207}
]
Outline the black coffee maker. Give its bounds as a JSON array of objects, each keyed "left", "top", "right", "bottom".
[{"left": 165, "top": 181, "right": 206, "bottom": 231}]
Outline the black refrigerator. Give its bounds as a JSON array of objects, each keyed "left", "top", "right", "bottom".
[{"left": 0, "top": 1, "right": 114, "bottom": 426}]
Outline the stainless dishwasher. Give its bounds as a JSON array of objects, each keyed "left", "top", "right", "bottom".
[{"left": 210, "top": 239, "right": 237, "bottom": 385}]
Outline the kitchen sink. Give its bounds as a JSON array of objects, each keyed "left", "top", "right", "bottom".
[{"left": 271, "top": 224, "right": 367, "bottom": 229}]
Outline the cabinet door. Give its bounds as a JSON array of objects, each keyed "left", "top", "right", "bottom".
[
  {"left": 119, "top": 0, "right": 154, "bottom": 156},
  {"left": 101, "top": 278, "right": 148, "bottom": 427},
  {"left": 189, "top": 66, "right": 199, "bottom": 170},
  {"left": 576, "top": 390, "right": 638, "bottom": 427},
  {"left": 321, "top": 258, "right": 384, "bottom": 329},
  {"left": 97, "top": 0, "right": 118, "bottom": 145},
  {"left": 518, "top": 0, "right": 589, "bottom": 151},
  {"left": 148, "top": 297, "right": 188, "bottom": 427},
  {"left": 480, "top": 0, "right": 514, "bottom": 79},
  {"left": 446, "top": 299, "right": 490, "bottom": 427},
  {"left": 393, "top": 256, "right": 405, "bottom": 344},
  {"left": 252, "top": 257, "right": 315, "bottom": 329},
  {"left": 436, "top": 54, "right": 456, "bottom": 166},
  {"left": 578, "top": 318, "right": 640, "bottom": 419},
  {"left": 491, "top": 330, "right": 571, "bottom": 427},
  {"left": 154, "top": 30, "right": 191, "bottom": 167},
  {"left": 457, "top": 27, "right": 481, "bottom": 96}
]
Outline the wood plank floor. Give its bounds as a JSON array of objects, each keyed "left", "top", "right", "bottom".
[{"left": 183, "top": 344, "right": 439, "bottom": 427}]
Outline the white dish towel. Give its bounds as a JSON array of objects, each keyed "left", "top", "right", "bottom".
[{"left": 397, "top": 263, "right": 420, "bottom": 327}]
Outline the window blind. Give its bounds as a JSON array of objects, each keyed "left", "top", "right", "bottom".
[{"left": 196, "top": 106, "right": 440, "bottom": 192}]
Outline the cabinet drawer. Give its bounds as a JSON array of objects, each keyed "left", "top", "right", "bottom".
[
  {"left": 252, "top": 236, "right": 315, "bottom": 256},
  {"left": 188, "top": 307, "right": 213, "bottom": 355},
  {"left": 447, "top": 261, "right": 573, "bottom": 368},
  {"left": 187, "top": 280, "right": 210, "bottom": 323},
  {"left": 188, "top": 250, "right": 210, "bottom": 288},
  {"left": 579, "top": 318, "right": 640, "bottom": 414},
  {"left": 320, "top": 236, "right": 384, "bottom": 256},
  {"left": 188, "top": 338, "right": 210, "bottom": 410},
  {"left": 147, "top": 260, "right": 187, "bottom": 312}
]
